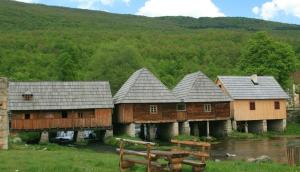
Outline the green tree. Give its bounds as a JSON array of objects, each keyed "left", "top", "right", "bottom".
[
  {"left": 86, "top": 39, "right": 141, "bottom": 93},
  {"left": 56, "top": 52, "right": 77, "bottom": 81},
  {"left": 239, "top": 32, "right": 296, "bottom": 88}
]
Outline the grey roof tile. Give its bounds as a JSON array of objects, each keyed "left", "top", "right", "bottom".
[
  {"left": 9, "top": 81, "right": 114, "bottom": 110},
  {"left": 173, "top": 71, "right": 231, "bottom": 102},
  {"left": 113, "top": 68, "right": 179, "bottom": 104},
  {"left": 217, "top": 76, "right": 289, "bottom": 100}
]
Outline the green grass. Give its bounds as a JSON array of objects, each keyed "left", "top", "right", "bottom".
[
  {"left": 282, "top": 122, "right": 300, "bottom": 135},
  {"left": 1, "top": 143, "right": 299, "bottom": 172},
  {"left": 3, "top": 139, "right": 300, "bottom": 172},
  {"left": 1, "top": 144, "right": 119, "bottom": 172},
  {"left": 228, "top": 122, "right": 300, "bottom": 140}
]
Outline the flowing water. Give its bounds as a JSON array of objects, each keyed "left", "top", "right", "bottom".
[{"left": 210, "top": 137, "right": 300, "bottom": 163}]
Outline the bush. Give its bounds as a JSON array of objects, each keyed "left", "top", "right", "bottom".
[
  {"left": 18, "top": 132, "right": 41, "bottom": 144},
  {"left": 172, "top": 135, "right": 200, "bottom": 141},
  {"left": 104, "top": 135, "right": 142, "bottom": 148}
]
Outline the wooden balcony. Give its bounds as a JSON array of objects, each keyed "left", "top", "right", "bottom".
[{"left": 11, "top": 117, "right": 111, "bottom": 131}]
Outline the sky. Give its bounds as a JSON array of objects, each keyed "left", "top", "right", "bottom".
[{"left": 15, "top": 0, "right": 300, "bottom": 25}]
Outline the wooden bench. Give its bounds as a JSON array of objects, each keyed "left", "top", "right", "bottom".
[
  {"left": 171, "top": 140, "right": 211, "bottom": 172},
  {"left": 116, "top": 138, "right": 167, "bottom": 172}
]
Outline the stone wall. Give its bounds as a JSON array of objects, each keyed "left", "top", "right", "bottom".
[
  {"left": 248, "top": 120, "right": 267, "bottom": 133},
  {"left": 0, "top": 78, "right": 8, "bottom": 149},
  {"left": 267, "top": 119, "right": 286, "bottom": 132}
]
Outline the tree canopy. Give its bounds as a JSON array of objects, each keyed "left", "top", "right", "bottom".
[{"left": 239, "top": 32, "right": 296, "bottom": 88}]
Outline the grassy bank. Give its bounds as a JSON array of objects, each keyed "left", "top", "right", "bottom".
[
  {"left": 0, "top": 143, "right": 299, "bottom": 172},
  {"left": 228, "top": 122, "right": 300, "bottom": 140}
]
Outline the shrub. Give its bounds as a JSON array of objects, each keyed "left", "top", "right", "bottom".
[{"left": 18, "top": 132, "right": 41, "bottom": 144}]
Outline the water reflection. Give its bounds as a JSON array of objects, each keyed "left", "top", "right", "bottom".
[{"left": 210, "top": 137, "right": 300, "bottom": 163}]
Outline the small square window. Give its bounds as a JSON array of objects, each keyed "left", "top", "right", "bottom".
[
  {"left": 204, "top": 104, "right": 211, "bottom": 112},
  {"left": 62, "top": 111, "right": 68, "bottom": 118},
  {"left": 24, "top": 113, "right": 30, "bottom": 120},
  {"left": 149, "top": 105, "right": 158, "bottom": 114},
  {"left": 177, "top": 103, "right": 186, "bottom": 111},
  {"left": 274, "top": 101, "right": 280, "bottom": 110},
  {"left": 78, "top": 112, "right": 83, "bottom": 118},
  {"left": 250, "top": 101, "right": 256, "bottom": 110}
]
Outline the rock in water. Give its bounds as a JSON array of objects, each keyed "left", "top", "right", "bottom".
[
  {"left": 247, "top": 158, "right": 256, "bottom": 162},
  {"left": 255, "top": 155, "right": 272, "bottom": 163},
  {"left": 226, "top": 153, "right": 237, "bottom": 157}
]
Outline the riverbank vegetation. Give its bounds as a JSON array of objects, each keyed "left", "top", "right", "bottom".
[
  {"left": 1, "top": 141, "right": 299, "bottom": 172},
  {"left": 228, "top": 122, "right": 300, "bottom": 140}
]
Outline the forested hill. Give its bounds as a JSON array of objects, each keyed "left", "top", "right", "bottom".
[{"left": 0, "top": 0, "right": 300, "bottom": 93}]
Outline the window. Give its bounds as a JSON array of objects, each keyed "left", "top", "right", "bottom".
[
  {"left": 204, "top": 104, "right": 211, "bottom": 112},
  {"left": 274, "top": 101, "right": 280, "bottom": 110},
  {"left": 78, "top": 112, "right": 83, "bottom": 118},
  {"left": 177, "top": 103, "right": 186, "bottom": 111},
  {"left": 62, "top": 111, "right": 68, "bottom": 118},
  {"left": 250, "top": 101, "right": 256, "bottom": 110},
  {"left": 24, "top": 113, "right": 30, "bottom": 120},
  {"left": 149, "top": 105, "right": 158, "bottom": 114}
]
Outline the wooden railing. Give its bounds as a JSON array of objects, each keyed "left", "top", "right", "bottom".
[{"left": 11, "top": 118, "right": 111, "bottom": 130}]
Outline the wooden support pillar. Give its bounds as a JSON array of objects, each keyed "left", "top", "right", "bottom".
[{"left": 206, "top": 121, "right": 210, "bottom": 137}]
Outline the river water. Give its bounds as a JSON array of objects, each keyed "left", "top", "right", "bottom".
[{"left": 210, "top": 137, "right": 300, "bottom": 163}]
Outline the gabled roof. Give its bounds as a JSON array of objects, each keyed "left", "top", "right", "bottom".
[
  {"left": 173, "top": 71, "right": 231, "bottom": 103},
  {"left": 217, "top": 76, "right": 289, "bottom": 100},
  {"left": 113, "top": 68, "right": 179, "bottom": 104},
  {"left": 9, "top": 81, "right": 114, "bottom": 111}
]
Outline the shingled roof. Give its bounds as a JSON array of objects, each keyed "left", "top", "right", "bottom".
[
  {"left": 9, "top": 81, "right": 114, "bottom": 111},
  {"left": 173, "top": 71, "right": 231, "bottom": 102},
  {"left": 113, "top": 68, "right": 179, "bottom": 104},
  {"left": 217, "top": 76, "right": 289, "bottom": 100}
]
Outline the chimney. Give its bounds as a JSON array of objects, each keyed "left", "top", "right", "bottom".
[{"left": 251, "top": 74, "right": 258, "bottom": 85}]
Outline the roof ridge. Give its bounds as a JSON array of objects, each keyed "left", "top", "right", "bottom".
[
  {"left": 185, "top": 71, "right": 201, "bottom": 98},
  {"left": 115, "top": 68, "right": 143, "bottom": 103}
]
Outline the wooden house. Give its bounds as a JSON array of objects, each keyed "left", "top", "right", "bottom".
[
  {"left": 113, "top": 68, "right": 180, "bottom": 140},
  {"left": 9, "top": 81, "right": 114, "bottom": 135},
  {"left": 216, "top": 75, "right": 289, "bottom": 133},
  {"left": 173, "top": 71, "right": 232, "bottom": 137}
]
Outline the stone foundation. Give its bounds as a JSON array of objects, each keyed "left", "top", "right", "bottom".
[
  {"left": 76, "top": 131, "right": 85, "bottom": 142},
  {"left": 158, "top": 122, "right": 178, "bottom": 141},
  {"left": 246, "top": 120, "right": 267, "bottom": 133},
  {"left": 190, "top": 122, "right": 200, "bottom": 136},
  {"left": 178, "top": 121, "right": 190, "bottom": 135},
  {"left": 0, "top": 78, "right": 8, "bottom": 150},
  {"left": 120, "top": 123, "right": 136, "bottom": 137},
  {"left": 210, "top": 120, "right": 231, "bottom": 137},
  {"left": 232, "top": 120, "right": 237, "bottom": 130},
  {"left": 105, "top": 129, "right": 113, "bottom": 138},
  {"left": 40, "top": 131, "right": 49, "bottom": 143},
  {"left": 267, "top": 119, "right": 286, "bottom": 132},
  {"left": 147, "top": 124, "right": 157, "bottom": 141}
]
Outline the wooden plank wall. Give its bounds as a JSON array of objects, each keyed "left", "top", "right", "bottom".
[
  {"left": 116, "top": 103, "right": 177, "bottom": 123},
  {"left": 186, "top": 102, "right": 230, "bottom": 120},
  {"left": 233, "top": 99, "right": 287, "bottom": 121},
  {"left": 116, "top": 102, "right": 230, "bottom": 123},
  {"left": 11, "top": 108, "right": 112, "bottom": 130}
]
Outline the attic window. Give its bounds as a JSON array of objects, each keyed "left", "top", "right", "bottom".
[{"left": 22, "top": 90, "right": 33, "bottom": 100}]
